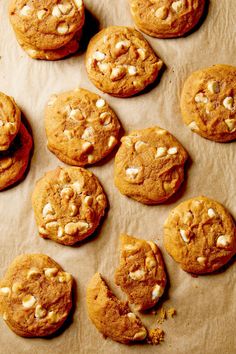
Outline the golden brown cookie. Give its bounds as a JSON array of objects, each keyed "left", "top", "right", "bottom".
[
  {"left": 0, "top": 92, "right": 21, "bottom": 151},
  {"left": 114, "top": 126, "right": 188, "bottom": 204},
  {"left": 164, "top": 196, "right": 236, "bottom": 274},
  {"left": 128, "top": 0, "right": 206, "bottom": 38},
  {"left": 181, "top": 64, "right": 236, "bottom": 142},
  {"left": 45, "top": 88, "right": 120, "bottom": 166},
  {"left": 9, "top": 0, "right": 85, "bottom": 50},
  {"left": 15, "top": 29, "right": 82, "bottom": 61},
  {"left": 85, "top": 26, "right": 163, "bottom": 97},
  {"left": 86, "top": 273, "right": 147, "bottom": 344},
  {"left": 32, "top": 166, "right": 107, "bottom": 246},
  {"left": 115, "top": 234, "right": 167, "bottom": 311},
  {"left": 0, "top": 123, "right": 33, "bottom": 191},
  {"left": 0, "top": 254, "right": 73, "bottom": 337}
]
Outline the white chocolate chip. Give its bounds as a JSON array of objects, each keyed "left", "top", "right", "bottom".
[
  {"left": 183, "top": 211, "right": 193, "bottom": 225},
  {"left": 58, "top": 227, "right": 64, "bottom": 238},
  {"left": 155, "top": 6, "right": 168, "bottom": 19},
  {"left": 57, "top": 23, "right": 69, "bottom": 34},
  {"left": 84, "top": 195, "right": 93, "bottom": 206},
  {"left": 93, "top": 51, "right": 106, "bottom": 61},
  {"left": 69, "top": 203, "right": 78, "bottom": 216},
  {"left": 207, "top": 81, "right": 220, "bottom": 94},
  {"left": 168, "top": 147, "right": 178, "bottom": 155},
  {"left": 128, "top": 66, "right": 137, "bottom": 76},
  {"left": 127, "top": 312, "right": 136, "bottom": 321},
  {"left": 12, "top": 282, "right": 22, "bottom": 294},
  {"left": 61, "top": 187, "right": 74, "bottom": 200},
  {"left": 97, "top": 62, "right": 109, "bottom": 74},
  {"left": 223, "top": 96, "right": 234, "bottom": 110},
  {"left": 133, "top": 329, "right": 147, "bottom": 341},
  {"left": 3, "top": 313, "right": 8, "bottom": 321},
  {"left": 88, "top": 154, "right": 94, "bottom": 163},
  {"left": 208, "top": 208, "right": 217, "bottom": 218},
  {"left": 82, "top": 127, "right": 94, "bottom": 140},
  {"left": 156, "top": 147, "right": 167, "bottom": 158},
  {"left": 37, "top": 9, "right": 47, "bottom": 20},
  {"left": 145, "top": 256, "right": 157, "bottom": 270},
  {"left": 77, "top": 221, "right": 89, "bottom": 231},
  {"left": 42, "top": 203, "right": 54, "bottom": 218},
  {"left": 96, "top": 194, "right": 105, "bottom": 204},
  {"left": 0, "top": 120, "right": 3, "bottom": 127},
  {"left": 5, "top": 122, "right": 16, "bottom": 135},
  {"left": 188, "top": 121, "right": 199, "bottom": 131},
  {"left": 180, "top": 229, "right": 190, "bottom": 243},
  {"left": 20, "top": 5, "right": 31, "bottom": 16},
  {"left": 52, "top": 5, "right": 62, "bottom": 17},
  {"left": 82, "top": 141, "right": 93, "bottom": 152},
  {"left": 115, "top": 40, "right": 130, "bottom": 52},
  {"left": 44, "top": 268, "right": 58, "bottom": 278},
  {"left": 35, "top": 304, "right": 47, "bottom": 319},
  {"left": 129, "top": 269, "right": 146, "bottom": 281},
  {"left": 137, "top": 48, "right": 146, "bottom": 60},
  {"left": 135, "top": 141, "right": 147, "bottom": 152},
  {"left": 69, "top": 108, "right": 81, "bottom": 120},
  {"left": 171, "top": 0, "right": 184, "bottom": 12},
  {"left": 74, "top": 0, "right": 83, "bottom": 8},
  {"left": 152, "top": 284, "right": 164, "bottom": 300},
  {"left": 58, "top": 3, "right": 72, "bottom": 14},
  {"left": 197, "top": 256, "right": 206, "bottom": 265},
  {"left": 195, "top": 93, "right": 208, "bottom": 104},
  {"left": 96, "top": 99, "right": 105, "bottom": 108},
  {"left": 110, "top": 66, "right": 126, "bottom": 81},
  {"left": 108, "top": 136, "right": 116, "bottom": 148},
  {"left": 46, "top": 221, "right": 59, "bottom": 231},
  {"left": 100, "top": 112, "right": 112, "bottom": 126},
  {"left": 22, "top": 295, "right": 36, "bottom": 308},
  {"left": 72, "top": 182, "right": 82, "bottom": 193},
  {"left": 216, "top": 235, "right": 230, "bottom": 248},
  {"left": 0, "top": 287, "right": 11, "bottom": 296},
  {"left": 126, "top": 167, "right": 140, "bottom": 179},
  {"left": 27, "top": 268, "right": 41, "bottom": 279},
  {"left": 124, "top": 244, "right": 139, "bottom": 252},
  {"left": 65, "top": 222, "right": 78, "bottom": 235},
  {"left": 225, "top": 119, "right": 236, "bottom": 132},
  {"left": 47, "top": 311, "right": 58, "bottom": 323},
  {"left": 58, "top": 272, "right": 72, "bottom": 283}
]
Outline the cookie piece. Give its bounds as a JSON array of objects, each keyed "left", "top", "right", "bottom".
[
  {"left": 129, "top": 0, "right": 206, "bottom": 38},
  {"left": 9, "top": 0, "right": 85, "bottom": 50},
  {"left": 0, "top": 254, "right": 73, "bottom": 337},
  {"left": 32, "top": 166, "right": 107, "bottom": 246},
  {"left": 0, "top": 123, "right": 33, "bottom": 191},
  {"left": 115, "top": 234, "right": 167, "bottom": 311},
  {"left": 15, "top": 29, "right": 82, "bottom": 60},
  {"left": 164, "top": 196, "right": 236, "bottom": 274},
  {"left": 85, "top": 26, "right": 163, "bottom": 97},
  {"left": 45, "top": 88, "right": 120, "bottom": 166},
  {"left": 181, "top": 64, "right": 236, "bottom": 142},
  {"left": 0, "top": 92, "right": 21, "bottom": 151},
  {"left": 86, "top": 273, "right": 147, "bottom": 344},
  {"left": 114, "top": 126, "right": 188, "bottom": 204}
]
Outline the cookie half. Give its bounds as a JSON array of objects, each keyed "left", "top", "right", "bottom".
[
  {"left": 0, "top": 254, "right": 73, "bottom": 337},
  {"left": 0, "top": 92, "right": 21, "bottom": 151},
  {"left": 9, "top": 0, "right": 85, "bottom": 51},
  {"left": 32, "top": 166, "right": 107, "bottom": 246},
  {"left": 86, "top": 273, "right": 147, "bottom": 344},
  {"left": 85, "top": 26, "right": 163, "bottom": 97},
  {"left": 181, "top": 64, "right": 236, "bottom": 142},
  {"left": 0, "top": 123, "right": 33, "bottom": 191},
  {"left": 164, "top": 196, "right": 236, "bottom": 274},
  {"left": 115, "top": 234, "right": 166, "bottom": 311},
  {"left": 45, "top": 88, "right": 120, "bottom": 166},
  {"left": 114, "top": 126, "right": 188, "bottom": 204},
  {"left": 129, "top": 0, "right": 206, "bottom": 38}
]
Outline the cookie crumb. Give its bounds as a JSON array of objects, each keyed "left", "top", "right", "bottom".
[
  {"left": 157, "top": 307, "right": 167, "bottom": 324},
  {"left": 167, "top": 307, "right": 176, "bottom": 318},
  {"left": 147, "top": 328, "right": 165, "bottom": 345}
]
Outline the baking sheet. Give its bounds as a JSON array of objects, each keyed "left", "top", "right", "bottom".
[{"left": 0, "top": 0, "right": 235, "bottom": 353}]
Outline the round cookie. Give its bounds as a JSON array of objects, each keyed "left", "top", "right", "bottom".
[
  {"left": 115, "top": 234, "right": 167, "bottom": 311},
  {"left": 32, "top": 166, "right": 107, "bottom": 246},
  {"left": 0, "top": 92, "right": 21, "bottom": 151},
  {"left": 128, "top": 0, "right": 206, "bottom": 38},
  {"left": 9, "top": 0, "right": 85, "bottom": 50},
  {"left": 85, "top": 26, "right": 163, "bottom": 97},
  {"left": 114, "top": 126, "right": 188, "bottom": 204},
  {"left": 15, "top": 29, "right": 82, "bottom": 61},
  {"left": 181, "top": 64, "right": 236, "bottom": 142},
  {"left": 86, "top": 273, "right": 147, "bottom": 344},
  {"left": 164, "top": 196, "right": 236, "bottom": 274},
  {"left": 0, "top": 254, "right": 73, "bottom": 337},
  {"left": 45, "top": 88, "right": 120, "bottom": 166},
  {"left": 0, "top": 123, "right": 33, "bottom": 191}
]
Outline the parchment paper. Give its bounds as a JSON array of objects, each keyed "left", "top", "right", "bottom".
[{"left": 0, "top": 1, "right": 235, "bottom": 353}]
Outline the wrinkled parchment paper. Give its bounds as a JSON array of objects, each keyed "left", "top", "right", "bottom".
[{"left": 0, "top": 1, "right": 235, "bottom": 353}]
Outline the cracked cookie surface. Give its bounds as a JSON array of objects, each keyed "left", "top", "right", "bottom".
[
  {"left": 45, "top": 88, "right": 120, "bottom": 166},
  {"left": 0, "top": 254, "right": 73, "bottom": 337},
  {"left": 114, "top": 126, "right": 188, "bottom": 204},
  {"left": 32, "top": 166, "right": 107, "bottom": 246},
  {"left": 164, "top": 196, "right": 236, "bottom": 274},
  {"left": 85, "top": 26, "right": 163, "bottom": 97}
]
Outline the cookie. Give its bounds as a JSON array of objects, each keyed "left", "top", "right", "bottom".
[
  {"left": 15, "top": 29, "right": 82, "bottom": 61},
  {"left": 86, "top": 273, "right": 147, "bottom": 344},
  {"left": 85, "top": 26, "right": 163, "bottom": 97},
  {"left": 0, "top": 92, "right": 21, "bottom": 151},
  {"left": 114, "top": 126, "right": 188, "bottom": 204},
  {"left": 0, "top": 254, "right": 73, "bottom": 337},
  {"left": 32, "top": 166, "right": 107, "bottom": 246},
  {"left": 129, "top": 0, "right": 206, "bottom": 38},
  {"left": 9, "top": 0, "right": 85, "bottom": 50},
  {"left": 181, "top": 64, "right": 236, "bottom": 142},
  {"left": 45, "top": 88, "right": 120, "bottom": 166},
  {"left": 115, "top": 234, "right": 167, "bottom": 311},
  {"left": 164, "top": 196, "right": 236, "bottom": 274},
  {"left": 0, "top": 123, "right": 33, "bottom": 191}
]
